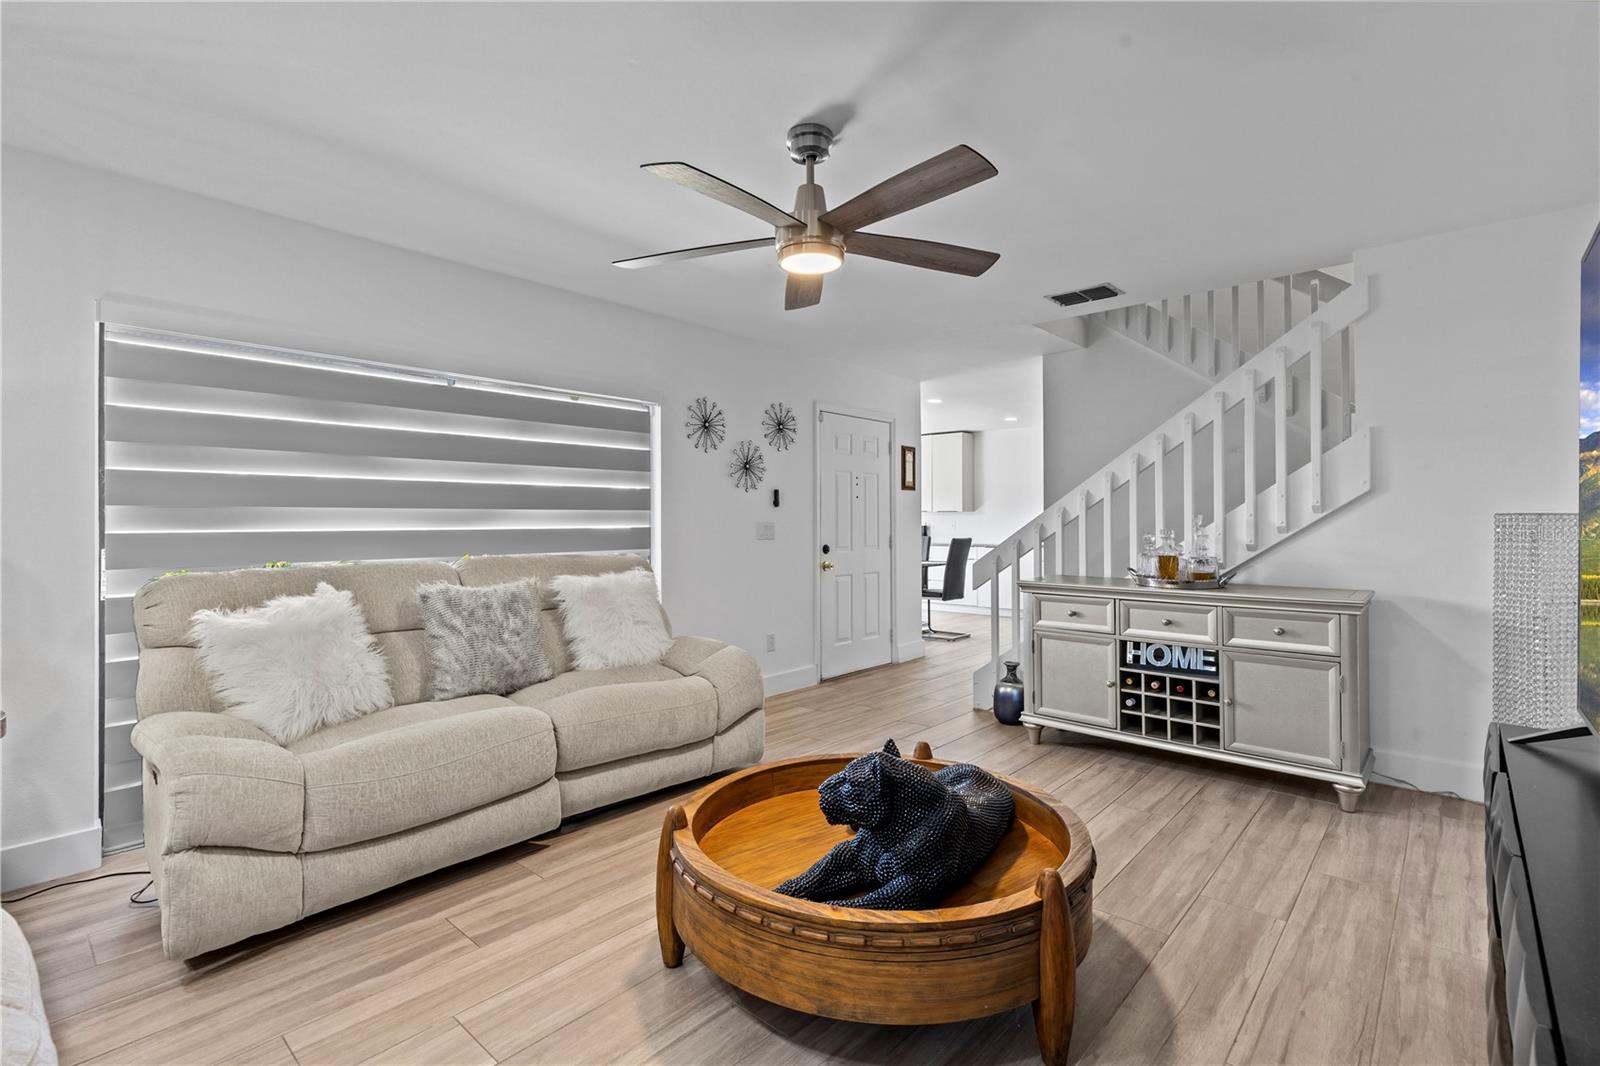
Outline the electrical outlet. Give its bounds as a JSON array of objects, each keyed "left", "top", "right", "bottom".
[
  {"left": 765, "top": 633, "right": 776, "bottom": 652},
  {"left": 756, "top": 521, "right": 776, "bottom": 541}
]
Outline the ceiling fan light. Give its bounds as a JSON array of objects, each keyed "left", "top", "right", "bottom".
[{"left": 778, "top": 238, "right": 843, "bottom": 275}]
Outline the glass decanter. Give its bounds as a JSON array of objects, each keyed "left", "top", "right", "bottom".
[
  {"left": 1156, "top": 529, "right": 1181, "bottom": 581},
  {"left": 1184, "top": 515, "right": 1219, "bottom": 583}
]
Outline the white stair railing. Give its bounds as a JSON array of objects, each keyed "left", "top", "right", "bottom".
[
  {"left": 970, "top": 272, "right": 1372, "bottom": 708},
  {"left": 1104, "top": 267, "right": 1353, "bottom": 384}
]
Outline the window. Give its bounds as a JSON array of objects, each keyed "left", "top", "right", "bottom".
[{"left": 98, "top": 324, "right": 658, "bottom": 848}]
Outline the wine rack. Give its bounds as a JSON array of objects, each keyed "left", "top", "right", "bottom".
[{"left": 1116, "top": 651, "right": 1223, "bottom": 750}]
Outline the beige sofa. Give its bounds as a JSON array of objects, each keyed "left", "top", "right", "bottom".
[{"left": 129, "top": 553, "right": 764, "bottom": 960}]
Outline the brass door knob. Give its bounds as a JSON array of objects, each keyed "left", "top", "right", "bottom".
[{"left": 820, "top": 560, "right": 835, "bottom": 571}]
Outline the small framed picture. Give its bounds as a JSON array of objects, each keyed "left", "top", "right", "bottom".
[{"left": 900, "top": 445, "right": 917, "bottom": 491}]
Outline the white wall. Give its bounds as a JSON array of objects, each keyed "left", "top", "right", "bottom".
[
  {"left": 1042, "top": 327, "right": 1207, "bottom": 503},
  {"left": 0, "top": 148, "right": 924, "bottom": 887},
  {"left": 922, "top": 426, "right": 1044, "bottom": 547},
  {"left": 1245, "top": 204, "right": 1594, "bottom": 800}
]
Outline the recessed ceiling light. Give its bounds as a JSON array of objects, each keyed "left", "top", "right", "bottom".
[
  {"left": 927, "top": 398, "right": 943, "bottom": 404},
  {"left": 1003, "top": 416, "right": 1018, "bottom": 422}
]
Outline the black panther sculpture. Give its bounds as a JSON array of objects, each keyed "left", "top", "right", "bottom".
[{"left": 774, "top": 739, "right": 1015, "bottom": 909}]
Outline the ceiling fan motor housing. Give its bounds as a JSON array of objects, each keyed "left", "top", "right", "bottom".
[{"left": 786, "top": 122, "right": 834, "bottom": 164}]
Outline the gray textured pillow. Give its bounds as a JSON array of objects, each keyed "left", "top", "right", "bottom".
[{"left": 417, "top": 580, "right": 553, "bottom": 700}]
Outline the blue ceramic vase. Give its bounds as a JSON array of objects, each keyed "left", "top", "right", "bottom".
[{"left": 993, "top": 660, "right": 1025, "bottom": 725}]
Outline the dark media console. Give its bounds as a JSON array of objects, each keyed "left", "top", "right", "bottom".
[{"left": 1483, "top": 724, "right": 1600, "bottom": 1066}]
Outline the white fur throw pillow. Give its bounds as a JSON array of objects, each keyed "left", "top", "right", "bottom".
[
  {"left": 552, "top": 569, "right": 673, "bottom": 670},
  {"left": 190, "top": 582, "right": 393, "bottom": 744}
]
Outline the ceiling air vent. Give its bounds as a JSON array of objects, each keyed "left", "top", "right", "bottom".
[{"left": 1045, "top": 283, "right": 1123, "bottom": 308}]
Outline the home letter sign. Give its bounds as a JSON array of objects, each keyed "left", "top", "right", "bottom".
[{"left": 1122, "top": 639, "right": 1218, "bottom": 676}]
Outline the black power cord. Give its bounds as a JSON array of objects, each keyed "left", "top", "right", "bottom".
[{"left": 1, "top": 870, "right": 154, "bottom": 905}]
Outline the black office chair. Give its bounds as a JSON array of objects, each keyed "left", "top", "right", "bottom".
[{"left": 922, "top": 537, "right": 972, "bottom": 641}]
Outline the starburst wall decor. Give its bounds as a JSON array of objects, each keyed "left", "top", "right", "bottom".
[
  {"left": 761, "top": 402, "right": 797, "bottom": 451},
  {"left": 685, "top": 396, "right": 726, "bottom": 453},
  {"left": 729, "top": 440, "right": 766, "bottom": 492}
]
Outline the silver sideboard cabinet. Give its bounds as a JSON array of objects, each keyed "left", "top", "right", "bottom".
[{"left": 1019, "top": 576, "right": 1373, "bottom": 811}]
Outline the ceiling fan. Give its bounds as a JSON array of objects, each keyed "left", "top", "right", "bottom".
[{"left": 613, "top": 123, "right": 1000, "bottom": 310}]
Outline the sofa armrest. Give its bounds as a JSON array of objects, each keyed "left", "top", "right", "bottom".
[
  {"left": 662, "top": 636, "right": 764, "bottom": 732},
  {"left": 131, "top": 713, "right": 306, "bottom": 854}
]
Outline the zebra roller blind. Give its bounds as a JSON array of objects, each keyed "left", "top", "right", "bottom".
[{"left": 99, "top": 324, "right": 658, "bottom": 849}]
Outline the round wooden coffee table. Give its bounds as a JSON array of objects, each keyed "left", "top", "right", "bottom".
[{"left": 655, "top": 743, "right": 1095, "bottom": 1066}]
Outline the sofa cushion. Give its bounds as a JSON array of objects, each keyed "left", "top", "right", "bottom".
[
  {"left": 295, "top": 701, "right": 557, "bottom": 851},
  {"left": 509, "top": 662, "right": 681, "bottom": 705},
  {"left": 287, "top": 693, "right": 514, "bottom": 754},
  {"left": 511, "top": 675, "right": 717, "bottom": 773}
]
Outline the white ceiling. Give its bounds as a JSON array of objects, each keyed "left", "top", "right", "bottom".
[
  {"left": 922, "top": 356, "right": 1043, "bottom": 434},
  {"left": 4, "top": 2, "right": 1596, "bottom": 382}
]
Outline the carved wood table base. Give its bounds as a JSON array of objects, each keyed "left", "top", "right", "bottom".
[{"left": 655, "top": 746, "right": 1095, "bottom": 1066}]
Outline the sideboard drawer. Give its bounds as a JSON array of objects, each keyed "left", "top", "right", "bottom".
[
  {"left": 1120, "top": 599, "right": 1218, "bottom": 644},
  {"left": 1037, "top": 594, "right": 1115, "bottom": 633},
  {"left": 1223, "top": 607, "right": 1340, "bottom": 656}
]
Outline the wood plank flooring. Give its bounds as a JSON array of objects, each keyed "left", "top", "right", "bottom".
[{"left": 5, "top": 611, "right": 1489, "bottom": 1065}]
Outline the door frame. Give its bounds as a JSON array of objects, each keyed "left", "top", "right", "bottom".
[{"left": 812, "top": 401, "right": 904, "bottom": 681}]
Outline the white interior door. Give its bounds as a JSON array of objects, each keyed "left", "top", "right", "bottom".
[{"left": 819, "top": 411, "right": 893, "bottom": 678}]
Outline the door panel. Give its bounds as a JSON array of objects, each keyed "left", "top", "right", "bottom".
[
  {"left": 832, "top": 471, "right": 853, "bottom": 549},
  {"left": 832, "top": 574, "right": 853, "bottom": 641},
  {"left": 1035, "top": 629, "right": 1117, "bottom": 727},
  {"left": 819, "top": 411, "right": 894, "bottom": 678},
  {"left": 1222, "top": 650, "right": 1341, "bottom": 769},
  {"left": 862, "top": 472, "right": 882, "bottom": 547}
]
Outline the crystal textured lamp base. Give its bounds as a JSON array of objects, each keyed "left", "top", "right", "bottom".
[{"left": 1492, "top": 513, "right": 1580, "bottom": 729}]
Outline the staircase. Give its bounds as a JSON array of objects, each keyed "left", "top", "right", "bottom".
[{"left": 970, "top": 267, "right": 1372, "bottom": 707}]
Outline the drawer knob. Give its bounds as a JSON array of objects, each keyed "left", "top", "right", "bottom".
[
  {"left": 1066, "top": 609, "right": 1079, "bottom": 617},
  {"left": 1272, "top": 626, "right": 1287, "bottom": 636},
  {"left": 1160, "top": 618, "right": 1175, "bottom": 627},
  {"left": 1223, "top": 697, "right": 1234, "bottom": 706},
  {"left": 1104, "top": 680, "right": 1115, "bottom": 689}
]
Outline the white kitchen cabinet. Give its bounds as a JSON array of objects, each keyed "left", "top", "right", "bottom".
[{"left": 922, "top": 432, "right": 974, "bottom": 512}]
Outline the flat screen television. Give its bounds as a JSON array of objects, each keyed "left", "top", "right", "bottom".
[{"left": 1574, "top": 219, "right": 1600, "bottom": 740}]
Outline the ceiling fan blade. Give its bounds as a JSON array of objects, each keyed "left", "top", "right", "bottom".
[
  {"left": 642, "top": 162, "right": 802, "bottom": 229},
  {"left": 846, "top": 232, "right": 1000, "bottom": 277},
  {"left": 820, "top": 146, "right": 997, "bottom": 233},
  {"left": 613, "top": 238, "right": 773, "bottom": 270},
  {"left": 785, "top": 273, "right": 823, "bottom": 310}
]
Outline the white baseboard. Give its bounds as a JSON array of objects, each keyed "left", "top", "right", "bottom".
[
  {"left": 763, "top": 664, "right": 820, "bottom": 697},
  {"left": 1371, "top": 747, "right": 1482, "bottom": 803},
  {"left": 1, "top": 824, "right": 102, "bottom": 892},
  {"left": 894, "top": 638, "right": 926, "bottom": 664}
]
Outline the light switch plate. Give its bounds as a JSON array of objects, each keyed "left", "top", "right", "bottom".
[{"left": 756, "top": 522, "right": 776, "bottom": 541}]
